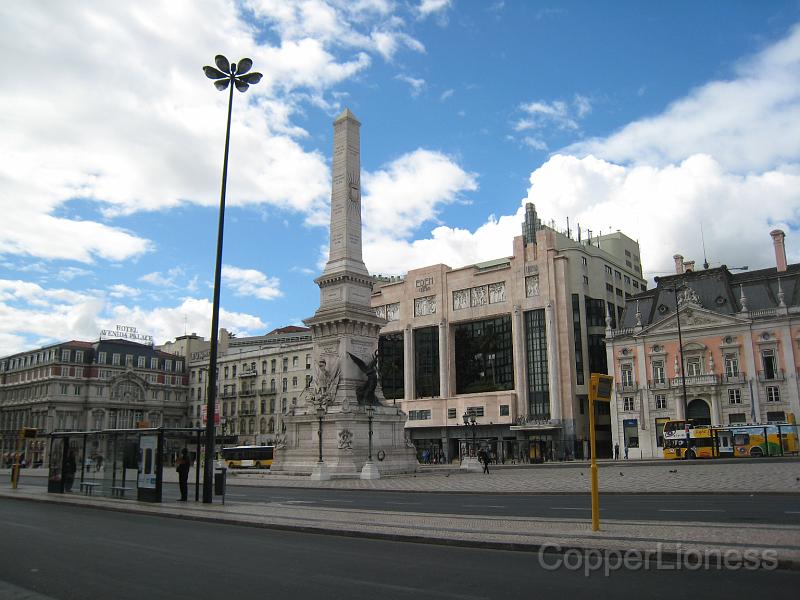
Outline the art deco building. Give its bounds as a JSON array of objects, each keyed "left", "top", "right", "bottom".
[
  {"left": 0, "top": 338, "right": 188, "bottom": 465},
  {"left": 605, "top": 230, "right": 800, "bottom": 458},
  {"left": 372, "top": 204, "right": 646, "bottom": 461}
]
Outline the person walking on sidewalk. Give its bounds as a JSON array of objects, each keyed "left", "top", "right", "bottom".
[
  {"left": 478, "top": 449, "right": 490, "bottom": 474},
  {"left": 614, "top": 443, "right": 620, "bottom": 460},
  {"left": 176, "top": 449, "right": 191, "bottom": 501}
]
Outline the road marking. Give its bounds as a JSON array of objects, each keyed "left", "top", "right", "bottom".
[
  {"left": 785, "top": 511, "right": 800, "bottom": 514},
  {"left": 318, "top": 499, "right": 354, "bottom": 503},
  {"left": 284, "top": 500, "right": 315, "bottom": 504},
  {"left": 550, "top": 507, "right": 592, "bottom": 511},
  {"left": 462, "top": 504, "right": 506, "bottom": 509},
  {"left": 385, "top": 501, "right": 422, "bottom": 505},
  {"left": 658, "top": 509, "right": 724, "bottom": 513}
]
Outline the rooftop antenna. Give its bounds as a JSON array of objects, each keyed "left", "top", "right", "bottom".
[
  {"left": 566, "top": 216, "right": 571, "bottom": 239},
  {"left": 578, "top": 223, "right": 582, "bottom": 243},
  {"left": 184, "top": 314, "right": 188, "bottom": 336},
  {"left": 700, "top": 223, "right": 709, "bottom": 270}
]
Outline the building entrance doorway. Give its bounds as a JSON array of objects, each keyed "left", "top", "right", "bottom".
[{"left": 687, "top": 399, "right": 711, "bottom": 426}]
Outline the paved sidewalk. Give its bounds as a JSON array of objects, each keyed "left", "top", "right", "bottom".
[
  {"left": 5, "top": 458, "right": 800, "bottom": 493},
  {"left": 2, "top": 477, "right": 799, "bottom": 570}
]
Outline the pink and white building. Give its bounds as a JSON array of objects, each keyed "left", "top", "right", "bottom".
[{"left": 606, "top": 230, "right": 800, "bottom": 458}]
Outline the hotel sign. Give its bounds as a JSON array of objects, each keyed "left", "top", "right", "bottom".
[
  {"left": 415, "top": 276, "right": 434, "bottom": 293},
  {"left": 100, "top": 324, "right": 154, "bottom": 346}
]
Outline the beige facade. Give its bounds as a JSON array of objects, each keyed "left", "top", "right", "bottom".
[
  {"left": 183, "top": 327, "right": 313, "bottom": 447},
  {"left": 371, "top": 204, "right": 645, "bottom": 461},
  {"left": 606, "top": 230, "right": 800, "bottom": 458},
  {"left": 0, "top": 339, "right": 188, "bottom": 465}
]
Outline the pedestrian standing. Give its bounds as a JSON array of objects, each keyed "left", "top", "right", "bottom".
[
  {"left": 624, "top": 444, "right": 629, "bottom": 460},
  {"left": 614, "top": 442, "right": 620, "bottom": 460},
  {"left": 176, "top": 448, "right": 191, "bottom": 501},
  {"left": 63, "top": 449, "right": 77, "bottom": 492}
]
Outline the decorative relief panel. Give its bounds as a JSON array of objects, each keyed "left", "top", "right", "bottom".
[
  {"left": 414, "top": 295, "right": 437, "bottom": 317},
  {"left": 488, "top": 282, "right": 506, "bottom": 304},
  {"left": 453, "top": 289, "right": 469, "bottom": 310},
  {"left": 525, "top": 275, "right": 539, "bottom": 297},
  {"left": 470, "top": 286, "right": 488, "bottom": 307},
  {"left": 374, "top": 303, "right": 400, "bottom": 322}
]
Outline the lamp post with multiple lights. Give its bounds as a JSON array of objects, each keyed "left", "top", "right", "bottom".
[
  {"left": 200, "top": 55, "right": 262, "bottom": 503},
  {"left": 462, "top": 410, "right": 478, "bottom": 457}
]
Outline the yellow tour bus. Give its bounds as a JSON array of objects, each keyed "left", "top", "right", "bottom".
[
  {"left": 663, "top": 415, "right": 798, "bottom": 459},
  {"left": 221, "top": 445, "right": 274, "bottom": 469}
]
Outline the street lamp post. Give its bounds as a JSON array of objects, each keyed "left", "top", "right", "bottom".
[
  {"left": 366, "top": 405, "right": 375, "bottom": 462},
  {"left": 462, "top": 411, "right": 477, "bottom": 457},
  {"left": 668, "top": 284, "right": 690, "bottom": 422},
  {"left": 316, "top": 405, "right": 326, "bottom": 464},
  {"left": 201, "top": 55, "right": 262, "bottom": 503}
]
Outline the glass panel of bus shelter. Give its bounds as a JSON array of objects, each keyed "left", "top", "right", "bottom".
[{"left": 47, "top": 437, "right": 65, "bottom": 493}]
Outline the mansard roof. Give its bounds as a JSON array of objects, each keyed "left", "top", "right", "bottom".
[{"left": 620, "top": 263, "right": 799, "bottom": 329}]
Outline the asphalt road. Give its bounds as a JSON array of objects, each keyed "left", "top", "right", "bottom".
[
  {"left": 9, "top": 477, "right": 798, "bottom": 524},
  {"left": 0, "top": 500, "right": 797, "bottom": 600}
]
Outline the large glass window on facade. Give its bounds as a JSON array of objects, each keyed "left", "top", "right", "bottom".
[
  {"left": 414, "top": 326, "right": 440, "bottom": 398},
  {"left": 571, "top": 294, "right": 584, "bottom": 385},
  {"left": 454, "top": 316, "right": 513, "bottom": 395},
  {"left": 584, "top": 296, "right": 606, "bottom": 327},
  {"left": 378, "top": 333, "right": 404, "bottom": 400},
  {"left": 524, "top": 309, "right": 549, "bottom": 418},
  {"left": 587, "top": 334, "right": 607, "bottom": 374}
]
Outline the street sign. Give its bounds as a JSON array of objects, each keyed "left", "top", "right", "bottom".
[
  {"left": 201, "top": 404, "right": 221, "bottom": 425},
  {"left": 589, "top": 373, "right": 613, "bottom": 402}
]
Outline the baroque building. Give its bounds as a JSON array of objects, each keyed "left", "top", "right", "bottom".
[
  {"left": 0, "top": 338, "right": 188, "bottom": 465},
  {"left": 605, "top": 230, "right": 800, "bottom": 458},
  {"left": 372, "top": 203, "right": 646, "bottom": 462}
]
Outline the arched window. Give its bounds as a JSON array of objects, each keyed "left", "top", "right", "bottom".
[
  {"left": 268, "top": 418, "right": 274, "bottom": 433},
  {"left": 260, "top": 418, "right": 266, "bottom": 434}
]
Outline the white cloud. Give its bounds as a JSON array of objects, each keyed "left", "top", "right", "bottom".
[
  {"left": 440, "top": 89, "right": 454, "bottom": 101},
  {"left": 0, "top": 279, "right": 267, "bottom": 353},
  {"left": 363, "top": 25, "right": 800, "bottom": 280},
  {"left": 139, "top": 268, "right": 185, "bottom": 288},
  {"left": 416, "top": 0, "right": 452, "bottom": 19},
  {"left": 108, "top": 284, "right": 140, "bottom": 299},
  {"left": 568, "top": 24, "right": 800, "bottom": 173},
  {"left": 222, "top": 265, "right": 283, "bottom": 300},
  {"left": 56, "top": 267, "right": 92, "bottom": 282},
  {"left": 395, "top": 74, "right": 426, "bottom": 97},
  {"left": 515, "top": 100, "right": 579, "bottom": 132},
  {"left": 0, "top": 0, "right": 429, "bottom": 264}
]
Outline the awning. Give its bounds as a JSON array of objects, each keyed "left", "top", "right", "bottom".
[{"left": 510, "top": 424, "right": 562, "bottom": 432}]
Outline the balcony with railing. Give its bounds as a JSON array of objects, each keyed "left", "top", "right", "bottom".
[
  {"left": 259, "top": 388, "right": 277, "bottom": 396},
  {"left": 615, "top": 382, "right": 637, "bottom": 393},
  {"left": 648, "top": 379, "right": 669, "bottom": 390},
  {"left": 239, "top": 370, "right": 257, "bottom": 378},
  {"left": 671, "top": 374, "right": 719, "bottom": 387},
  {"left": 721, "top": 373, "right": 746, "bottom": 384},
  {"left": 238, "top": 388, "right": 256, "bottom": 397},
  {"left": 758, "top": 369, "right": 784, "bottom": 382}
]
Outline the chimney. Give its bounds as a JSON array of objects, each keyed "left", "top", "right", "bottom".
[
  {"left": 770, "top": 229, "right": 787, "bottom": 272},
  {"left": 673, "top": 254, "right": 684, "bottom": 275},
  {"left": 683, "top": 260, "right": 695, "bottom": 273}
]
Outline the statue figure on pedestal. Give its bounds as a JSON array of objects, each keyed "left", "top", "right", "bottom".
[{"left": 347, "top": 350, "right": 379, "bottom": 406}]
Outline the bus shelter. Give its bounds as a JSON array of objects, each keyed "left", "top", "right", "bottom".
[{"left": 47, "top": 428, "right": 204, "bottom": 502}]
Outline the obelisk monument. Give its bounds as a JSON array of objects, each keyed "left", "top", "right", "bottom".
[{"left": 270, "top": 108, "right": 418, "bottom": 478}]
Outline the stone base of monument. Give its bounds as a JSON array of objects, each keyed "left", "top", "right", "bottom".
[
  {"left": 460, "top": 456, "right": 482, "bottom": 472},
  {"left": 271, "top": 404, "right": 418, "bottom": 478},
  {"left": 309, "top": 461, "right": 331, "bottom": 481},
  {"left": 359, "top": 460, "right": 381, "bottom": 480}
]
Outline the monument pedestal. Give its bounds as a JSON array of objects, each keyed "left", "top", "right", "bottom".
[
  {"left": 460, "top": 456, "right": 482, "bottom": 472},
  {"left": 359, "top": 460, "right": 381, "bottom": 480},
  {"left": 309, "top": 461, "right": 331, "bottom": 481},
  {"left": 271, "top": 405, "right": 417, "bottom": 477}
]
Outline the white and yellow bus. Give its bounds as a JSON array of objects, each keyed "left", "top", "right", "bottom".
[
  {"left": 221, "top": 445, "right": 274, "bottom": 469},
  {"left": 663, "top": 416, "right": 798, "bottom": 459}
]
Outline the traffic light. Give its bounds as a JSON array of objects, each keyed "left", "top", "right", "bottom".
[{"left": 589, "top": 373, "right": 613, "bottom": 402}]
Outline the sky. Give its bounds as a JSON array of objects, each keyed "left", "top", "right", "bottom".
[{"left": 1, "top": 0, "right": 799, "bottom": 354}]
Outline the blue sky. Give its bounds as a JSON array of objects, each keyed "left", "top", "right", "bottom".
[{"left": 1, "top": 1, "right": 799, "bottom": 353}]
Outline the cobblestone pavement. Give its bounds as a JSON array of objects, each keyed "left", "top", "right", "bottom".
[{"left": 226, "top": 459, "right": 800, "bottom": 494}]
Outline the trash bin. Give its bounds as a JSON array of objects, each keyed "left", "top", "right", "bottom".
[{"left": 214, "top": 469, "right": 226, "bottom": 495}]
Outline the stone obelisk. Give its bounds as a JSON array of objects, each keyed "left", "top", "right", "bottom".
[{"left": 270, "top": 108, "right": 417, "bottom": 478}]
